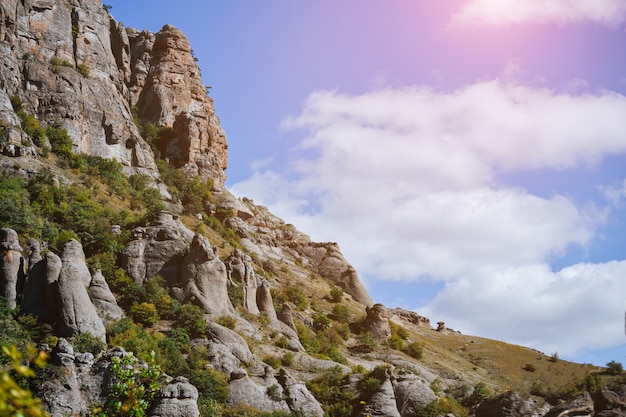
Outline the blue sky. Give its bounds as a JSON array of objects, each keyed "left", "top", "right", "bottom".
[{"left": 106, "top": 0, "right": 626, "bottom": 367}]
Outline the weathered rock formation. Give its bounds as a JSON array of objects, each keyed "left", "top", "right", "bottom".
[
  {"left": 88, "top": 269, "right": 124, "bottom": 324},
  {"left": 57, "top": 239, "right": 106, "bottom": 341},
  {"left": 0, "top": 0, "right": 228, "bottom": 185},
  {"left": 476, "top": 391, "right": 548, "bottom": 417},
  {"left": 149, "top": 377, "right": 200, "bottom": 417},
  {"left": 121, "top": 211, "right": 195, "bottom": 285},
  {"left": 176, "top": 234, "right": 234, "bottom": 316},
  {"left": 225, "top": 248, "right": 259, "bottom": 315},
  {"left": 363, "top": 303, "right": 392, "bottom": 342},
  {"left": 0, "top": 228, "right": 24, "bottom": 308}
]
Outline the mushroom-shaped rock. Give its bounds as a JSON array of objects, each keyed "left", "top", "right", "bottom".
[
  {"left": 89, "top": 270, "right": 124, "bottom": 324},
  {"left": 57, "top": 240, "right": 106, "bottom": 342},
  {"left": 149, "top": 376, "right": 200, "bottom": 417}
]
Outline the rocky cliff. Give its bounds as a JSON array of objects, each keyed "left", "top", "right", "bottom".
[{"left": 0, "top": 1, "right": 624, "bottom": 417}]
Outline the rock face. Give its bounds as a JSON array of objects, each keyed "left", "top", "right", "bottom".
[
  {"left": 213, "top": 191, "right": 374, "bottom": 307},
  {"left": 0, "top": 0, "right": 227, "bottom": 185}
]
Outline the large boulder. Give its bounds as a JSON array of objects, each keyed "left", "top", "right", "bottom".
[
  {"left": 120, "top": 212, "right": 195, "bottom": 285},
  {"left": 149, "top": 376, "right": 200, "bottom": 417},
  {"left": 477, "top": 391, "right": 550, "bottom": 417}
]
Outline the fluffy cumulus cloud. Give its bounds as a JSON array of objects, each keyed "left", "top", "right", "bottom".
[
  {"left": 451, "top": 0, "right": 626, "bottom": 27},
  {"left": 230, "top": 81, "right": 626, "bottom": 358}
]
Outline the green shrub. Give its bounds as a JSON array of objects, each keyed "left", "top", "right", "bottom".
[
  {"left": 177, "top": 304, "right": 207, "bottom": 338},
  {"left": 607, "top": 360, "right": 623, "bottom": 374},
  {"left": 93, "top": 352, "right": 165, "bottom": 417},
  {"left": 356, "top": 332, "right": 377, "bottom": 353},
  {"left": 71, "top": 333, "right": 106, "bottom": 356},
  {"left": 77, "top": 63, "right": 90, "bottom": 78},
  {"left": 130, "top": 302, "right": 160, "bottom": 327},
  {"left": 306, "top": 366, "right": 354, "bottom": 417},
  {"left": 216, "top": 315, "right": 237, "bottom": 330},
  {"left": 313, "top": 312, "right": 331, "bottom": 331},
  {"left": 329, "top": 287, "right": 344, "bottom": 303},
  {"left": 46, "top": 125, "right": 73, "bottom": 159},
  {"left": 404, "top": 341, "right": 424, "bottom": 359},
  {"left": 415, "top": 397, "right": 468, "bottom": 417},
  {"left": 331, "top": 304, "right": 351, "bottom": 323}
]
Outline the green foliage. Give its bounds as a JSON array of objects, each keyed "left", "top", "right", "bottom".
[
  {"left": 404, "top": 341, "right": 424, "bottom": 359},
  {"left": 107, "top": 318, "right": 162, "bottom": 363},
  {"left": 130, "top": 302, "right": 160, "bottom": 327},
  {"left": 77, "top": 63, "right": 90, "bottom": 78},
  {"left": 464, "top": 382, "right": 490, "bottom": 406},
  {"left": 0, "top": 173, "right": 39, "bottom": 236},
  {"left": 187, "top": 367, "right": 230, "bottom": 403},
  {"left": 307, "top": 366, "right": 354, "bottom": 417},
  {"left": 328, "top": 287, "right": 344, "bottom": 303},
  {"left": 585, "top": 373, "right": 603, "bottom": 393},
  {"left": 155, "top": 159, "right": 213, "bottom": 213},
  {"left": 46, "top": 125, "right": 73, "bottom": 159},
  {"left": 355, "top": 332, "right": 377, "bottom": 353},
  {"left": 93, "top": 351, "right": 165, "bottom": 417},
  {"left": 281, "top": 352, "right": 294, "bottom": 367},
  {"left": 313, "top": 312, "right": 331, "bottom": 331},
  {"left": 0, "top": 345, "right": 49, "bottom": 417},
  {"left": 331, "top": 304, "right": 350, "bottom": 323},
  {"left": 266, "top": 384, "right": 283, "bottom": 401},
  {"left": 360, "top": 376, "right": 382, "bottom": 396},
  {"left": 177, "top": 304, "right": 207, "bottom": 338},
  {"left": 70, "top": 333, "right": 106, "bottom": 356},
  {"left": 263, "top": 355, "right": 282, "bottom": 370},
  {"left": 606, "top": 360, "right": 623, "bottom": 374},
  {"left": 21, "top": 114, "right": 46, "bottom": 147},
  {"left": 216, "top": 315, "right": 237, "bottom": 330},
  {"left": 414, "top": 397, "right": 468, "bottom": 417}
]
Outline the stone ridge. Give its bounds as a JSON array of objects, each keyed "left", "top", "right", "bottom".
[{"left": 0, "top": 0, "right": 227, "bottom": 185}]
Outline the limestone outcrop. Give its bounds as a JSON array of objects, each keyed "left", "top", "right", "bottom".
[{"left": 0, "top": 0, "right": 228, "bottom": 186}]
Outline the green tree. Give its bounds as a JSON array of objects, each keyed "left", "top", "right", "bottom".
[{"left": 0, "top": 345, "right": 49, "bottom": 417}]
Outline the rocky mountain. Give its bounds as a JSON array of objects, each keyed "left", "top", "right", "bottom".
[{"left": 0, "top": 1, "right": 625, "bottom": 417}]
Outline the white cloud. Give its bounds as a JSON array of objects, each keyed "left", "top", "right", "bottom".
[
  {"left": 451, "top": 0, "right": 626, "bottom": 27},
  {"left": 420, "top": 261, "right": 626, "bottom": 358},
  {"left": 230, "top": 81, "right": 626, "bottom": 357}
]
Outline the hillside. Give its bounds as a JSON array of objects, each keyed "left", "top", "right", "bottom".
[{"left": 0, "top": 1, "right": 624, "bottom": 417}]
